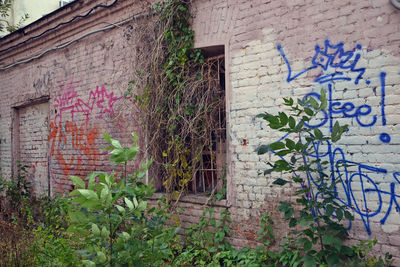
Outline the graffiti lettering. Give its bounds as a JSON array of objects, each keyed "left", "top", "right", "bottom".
[
  {"left": 33, "top": 71, "right": 54, "bottom": 91},
  {"left": 278, "top": 39, "right": 390, "bottom": 143},
  {"left": 278, "top": 39, "right": 366, "bottom": 85},
  {"left": 48, "top": 121, "right": 99, "bottom": 176},
  {"left": 54, "top": 85, "right": 122, "bottom": 124},
  {"left": 275, "top": 40, "right": 399, "bottom": 235}
]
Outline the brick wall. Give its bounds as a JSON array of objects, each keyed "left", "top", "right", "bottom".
[
  {"left": 0, "top": 0, "right": 399, "bottom": 262},
  {"left": 192, "top": 0, "right": 400, "bottom": 262},
  {"left": 0, "top": 0, "right": 150, "bottom": 193}
]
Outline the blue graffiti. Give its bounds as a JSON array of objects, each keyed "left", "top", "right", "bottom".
[
  {"left": 278, "top": 39, "right": 366, "bottom": 85},
  {"left": 305, "top": 140, "right": 400, "bottom": 235},
  {"left": 303, "top": 83, "right": 379, "bottom": 132},
  {"left": 278, "top": 40, "right": 390, "bottom": 143},
  {"left": 272, "top": 133, "right": 400, "bottom": 235},
  {"left": 272, "top": 41, "right": 399, "bottom": 235}
]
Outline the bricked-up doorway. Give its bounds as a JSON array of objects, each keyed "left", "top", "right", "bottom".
[{"left": 12, "top": 99, "right": 50, "bottom": 196}]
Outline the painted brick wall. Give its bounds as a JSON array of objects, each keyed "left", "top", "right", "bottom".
[
  {"left": 18, "top": 102, "right": 50, "bottom": 195},
  {"left": 0, "top": 0, "right": 150, "bottom": 194},
  {"left": 192, "top": 0, "right": 400, "bottom": 262},
  {"left": 0, "top": 0, "right": 399, "bottom": 262}
]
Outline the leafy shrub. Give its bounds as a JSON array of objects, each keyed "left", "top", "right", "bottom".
[
  {"left": 66, "top": 133, "right": 180, "bottom": 266},
  {"left": 256, "top": 90, "right": 393, "bottom": 267}
]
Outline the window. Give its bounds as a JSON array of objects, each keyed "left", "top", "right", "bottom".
[
  {"left": 152, "top": 46, "right": 227, "bottom": 197},
  {"left": 190, "top": 53, "right": 226, "bottom": 195}
]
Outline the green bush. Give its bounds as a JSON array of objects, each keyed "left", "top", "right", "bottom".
[
  {"left": 256, "top": 90, "right": 393, "bottom": 267},
  {"left": 66, "top": 133, "right": 180, "bottom": 266}
]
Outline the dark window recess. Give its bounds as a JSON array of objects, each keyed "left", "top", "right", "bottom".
[
  {"left": 189, "top": 54, "right": 226, "bottom": 195},
  {"left": 155, "top": 50, "right": 227, "bottom": 197}
]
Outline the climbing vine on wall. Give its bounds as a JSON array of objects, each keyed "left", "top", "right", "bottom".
[{"left": 125, "top": 0, "right": 225, "bottom": 204}]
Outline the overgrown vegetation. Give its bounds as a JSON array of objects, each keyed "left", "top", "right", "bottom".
[
  {"left": 125, "top": 0, "right": 225, "bottom": 203},
  {"left": 0, "top": 128, "right": 393, "bottom": 266},
  {"left": 0, "top": 0, "right": 395, "bottom": 266},
  {"left": 256, "top": 90, "right": 393, "bottom": 267}
]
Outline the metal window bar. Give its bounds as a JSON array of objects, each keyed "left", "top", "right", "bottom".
[{"left": 190, "top": 54, "right": 226, "bottom": 195}]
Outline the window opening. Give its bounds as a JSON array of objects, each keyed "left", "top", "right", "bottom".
[
  {"left": 190, "top": 54, "right": 226, "bottom": 195},
  {"left": 154, "top": 49, "right": 227, "bottom": 197}
]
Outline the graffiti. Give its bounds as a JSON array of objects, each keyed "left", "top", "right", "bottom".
[
  {"left": 278, "top": 39, "right": 390, "bottom": 144},
  {"left": 48, "top": 121, "right": 99, "bottom": 176},
  {"left": 305, "top": 140, "right": 400, "bottom": 235},
  {"left": 54, "top": 84, "right": 122, "bottom": 124},
  {"left": 33, "top": 71, "right": 54, "bottom": 91},
  {"left": 278, "top": 39, "right": 366, "bottom": 85},
  {"left": 275, "top": 40, "right": 399, "bottom": 234}
]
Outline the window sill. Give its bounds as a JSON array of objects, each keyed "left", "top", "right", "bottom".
[{"left": 149, "top": 192, "right": 229, "bottom": 208}]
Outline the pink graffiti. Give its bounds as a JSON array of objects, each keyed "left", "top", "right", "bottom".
[
  {"left": 54, "top": 85, "right": 122, "bottom": 124},
  {"left": 55, "top": 80, "right": 78, "bottom": 109}
]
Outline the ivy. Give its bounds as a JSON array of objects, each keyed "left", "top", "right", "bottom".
[{"left": 127, "top": 0, "right": 225, "bottom": 204}]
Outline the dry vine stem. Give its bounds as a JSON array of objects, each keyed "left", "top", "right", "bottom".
[{"left": 120, "top": 0, "right": 226, "bottom": 205}]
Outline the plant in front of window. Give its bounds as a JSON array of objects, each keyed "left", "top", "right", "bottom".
[
  {"left": 256, "top": 90, "right": 392, "bottom": 267},
  {"left": 67, "top": 133, "right": 180, "bottom": 266},
  {"left": 125, "top": 0, "right": 225, "bottom": 203}
]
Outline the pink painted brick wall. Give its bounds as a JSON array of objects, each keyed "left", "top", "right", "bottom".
[{"left": 0, "top": 0, "right": 399, "bottom": 262}]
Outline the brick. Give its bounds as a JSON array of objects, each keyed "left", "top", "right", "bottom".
[{"left": 0, "top": 0, "right": 399, "bottom": 263}]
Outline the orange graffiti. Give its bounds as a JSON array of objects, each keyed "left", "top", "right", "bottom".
[{"left": 48, "top": 121, "right": 99, "bottom": 176}]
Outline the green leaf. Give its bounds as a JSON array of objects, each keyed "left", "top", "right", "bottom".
[
  {"left": 91, "top": 223, "right": 100, "bottom": 236},
  {"left": 97, "top": 251, "right": 107, "bottom": 264},
  {"left": 320, "top": 89, "right": 327, "bottom": 110},
  {"left": 313, "top": 128, "right": 323, "bottom": 140},
  {"left": 288, "top": 116, "right": 296, "bottom": 129},
  {"left": 86, "top": 172, "right": 98, "bottom": 190},
  {"left": 82, "top": 260, "right": 96, "bottom": 267},
  {"left": 138, "top": 200, "right": 147, "bottom": 212},
  {"left": 275, "top": 149, "right": 292, "bottom": 156},
  {"left": 325, "top": 204, "right": 334, "bottom": 217},
  {"left": 303, "top": 238, "right": 312, "bottom": 251},
  {"left": 341, "top": 245, "right": 355, "bottom": 256},
  {"left": 293, "top": 120, "right": 304, "bottom": 132},
  {"left": 103, "top": 133, "right": 112, "bottom": 143},
  {"left": 309, "top": 97, "right": 319, "bottom": 110},
  {"left": 289, "top": 218, "right": 297, "bottom": 227},
  {"left": 270, "top": 142, "right": 285, "bottom": 150},
  {"left": 273, "top": 178, "right": 289, "bottom": 186},
  {"left": 256, "top": 112, "right": 273, "bottom": 120},
  {"left": 111, "top": 139, "right": 122, "bottom": 149},
  {"left": 77, "top": 189, "right": 98, "bottom": 201},
  {"left": 344, "top": 210, "right": 354, "bottom": 220},
  {"left": 256, "top": 145, "right": 270, "bottom": 155},
  {"left": 68, "top": 210, "right": 87, "bottom": 223},
  {"left": 336, "top": 208, "right": 343, "bottom": 221},
  {"left": 263, "top": 169, "right": 274, "bottom": 175},
  {"left": 327, "top": 254, "right": 338, "bottom": 266},
  {"left": 124, "top": 197, "right": 134, "bottom": 210},
  {"left": 295, "top": 141, "right": 304, "bottom": 152},
  {"left": 133, "top": 197, "right": 139, "bottom": 208},
  {"left": 121, "top": 232, "right": 130, "bottom": 240},
  {"left": 70, "top": 175, "right": 85, "bottom": 189},
  {"left": 101, "top": 226, "right": 110, "bottom": 238},
  {"left": 279, "top": 112, "right": 288, "bottom": 126},
  {"left": 322, "top": 235, "right": 335, "bottom": 245},
  {"left": 116, "top": 205, "right": 125, "bottom": 214},
  {"left": 286, "top": 139, "right": 295, "bottom": 150},
  {"left": 100, "top": 187, "right": 109, "bottom": 202},
  {"left": 303, "top": 255, "right": 316, "bottom": 267},
  {"left": 304, "top": 108, "right": 314, "bottom": 116},
  {"left": 131, "top": 132, "right": 138, "bottom": 142},
  {"left": 81, "top": 200, "right": 101, "bottom": 209}
]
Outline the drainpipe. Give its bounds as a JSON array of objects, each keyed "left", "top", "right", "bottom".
[{"left": 391, "top": 0, "right": 400, "bottom": 10}]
